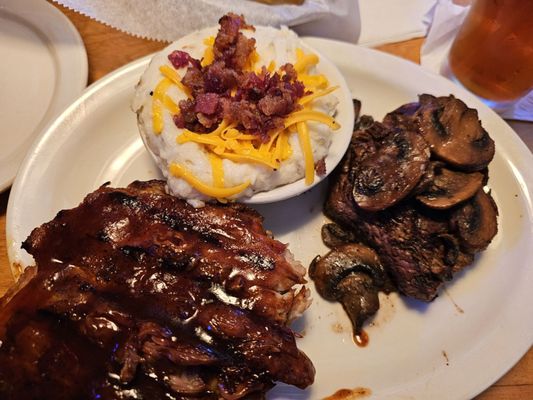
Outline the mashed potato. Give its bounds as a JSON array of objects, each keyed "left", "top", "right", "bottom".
[{"left": 133, "top": 20, "right": 338, "bottom": 206}]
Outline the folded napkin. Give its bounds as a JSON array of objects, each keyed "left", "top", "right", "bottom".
[
  {"left": 294, "top": 0, "right": 436, "bottom": 45},
  {"left": 54, "top": 0, "right": 435, "bottom": 46},
  {"left": 421, "top": 0, "right": 533, "bottom": 121},
  {"left": 357, "top": 0, "right": 436, "bottom": 46}
]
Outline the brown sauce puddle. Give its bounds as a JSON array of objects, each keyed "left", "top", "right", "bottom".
[
  {"left": 323, "top": 387, "right": 372, "bottom": 400},
  {"left": 353, "top": 329, "right": 369, "bottom": 347}
]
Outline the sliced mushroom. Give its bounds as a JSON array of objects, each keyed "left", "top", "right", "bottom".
[
  {"left": 411, "top": 160, "right": 439, "bottom": 195},
  {"left": 336, "top": 274, "right": 379, "bottom": 335},
  {"left": 351, "top": 130, "right": 430, "bottom": 211},
  {"left": 352, "top": 99, "right": 362, "bottom": 125},
  {"left": 309, "top": 244, "right": 386, "bottom": 334},
  {"left": 382, "top": 101, "right": 420, "bottom": 132},
  {"left": 451, "top": 189, "right": 498, "bottom": 253},
  {"left": 417, "top": 94, "right": 495, "bottom": 171},
  {"left": 321, "top": 223, "right": 359, "bottom": 249},
  {"left": 416, "top": 164, "right": 484, "bottom": 209},
  {"left": 354, "top": 115, "right": 375, "bottom": 131}
]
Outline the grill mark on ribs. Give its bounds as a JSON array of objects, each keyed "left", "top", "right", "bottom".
[{"left": 0, "top": 180, "right": 314, "bottom": 399}]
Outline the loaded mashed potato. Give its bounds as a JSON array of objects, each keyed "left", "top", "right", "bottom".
[{"left": 133, "top": 13, "right": 340, "bottom": 206}]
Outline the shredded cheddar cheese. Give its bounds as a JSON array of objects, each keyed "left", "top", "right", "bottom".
[
  {"left": 294, "top": 48, "right": 319, "bottom": 74},
  {"left": 267, "top": 60, "right": 276, "bottom": 73},
  {"left": 159, "top": 65, "right": 190, "bottom": 96},
  {"left": 201, "top": 36, "right": 215, "bottom": 67},
  {"left": 162, "top": 95, "right": 180, "bottom": 115},
  {"left": 299, "top": 85, "right": 339, "bottom": 106},
  {"left": 244, "top": 50, "right": 260, "bottom": 72},
  {"left": 284, "top": 110, "right": 340, "bottom": 130},
  {"left": 152, "top": 78, "right": 174, "bottom": 134},
  {"left": 218, "top": 152, "right": 280, "bottom": 170},
  {"left": 208, "top": 153, "right": 225, "bottom": 188},
  {"left": 177, "top": 122, "right": 293, "bottom": 170},
  {"left": 297, "top": 121, "right": 314, "bottom": 185},
  {"left": 300, "top": 74, "right": 329, "bottom": 90},
  {"left": 152, "top": 67, "right": 192, "bottom": 134},
  {"left": 169, "top": 162, "right": 250, "bottom": 198}
]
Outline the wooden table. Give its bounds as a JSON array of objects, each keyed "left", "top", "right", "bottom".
[{"left": 0, "top": 3, "right": 531, "bottom": 398}]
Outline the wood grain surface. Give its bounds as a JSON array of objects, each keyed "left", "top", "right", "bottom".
[{"left": 0, "top": 2, "right": 531, "bottom": 398}]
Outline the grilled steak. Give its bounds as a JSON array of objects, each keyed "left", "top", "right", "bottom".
[
  {"left": 326, "top": 186, "right": 476, "bottom": 301},
  {"left": 321, "top": 95, "right": 498, "bottom": 304},
  {"left": 0, "top": 180, "right": 314, "bottom": 400}
]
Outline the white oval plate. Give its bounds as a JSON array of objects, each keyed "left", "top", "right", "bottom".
[
  {"left": 0, "top": 0, "right": 87, "bottom": 192},
  {"left": 7, "top": 38, "right": 533, "bottom": 400}
]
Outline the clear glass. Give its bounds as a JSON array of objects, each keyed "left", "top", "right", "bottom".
[{"left": 447, "top": 0, "right": 533, "bottom": 110}]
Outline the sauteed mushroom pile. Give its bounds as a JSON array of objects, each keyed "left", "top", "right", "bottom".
[{"left": 311, "top": 95, "right": 498, "bottom": 339}]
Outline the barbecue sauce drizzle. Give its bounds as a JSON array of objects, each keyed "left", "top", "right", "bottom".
[{"left": 0, "top": 182, "right": 314, "bottom": 399}]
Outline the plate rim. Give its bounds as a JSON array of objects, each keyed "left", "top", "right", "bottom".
[
  {"left": 0, "top": 0, "right": 88, "bottom": 191},
  {"left": 6, "top": 37, "right": 533, "bottom": 399},
  {"left": 6, "top": 55, "right": 151, "bottom": 275}
]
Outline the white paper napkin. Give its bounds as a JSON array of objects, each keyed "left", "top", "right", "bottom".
[
  {"left": 54, "top": 0, "right": 436, "bottom": 46},
  {"left": 421, "top": 0, "right": 533, "bottom": 121},
  {"left": 358, "top": 0, "right": 436, "bottom": 46},
  {"left": 294, "top": 0, "right": 436, "bottom": 46},
  {"left": 53, "top": 0, "right": 339, "bottom": 42}
]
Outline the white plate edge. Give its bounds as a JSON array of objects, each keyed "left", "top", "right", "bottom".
[
  {"left": 5, "top": 38, "right": 533, "bottom": 399},
  {"left": 0, "top": 0, "right": 88, "bottom": 191}
]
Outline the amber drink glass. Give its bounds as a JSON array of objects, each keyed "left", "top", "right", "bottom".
[{"left": 448, "top": 0, "right": 533, "bottom": 108}]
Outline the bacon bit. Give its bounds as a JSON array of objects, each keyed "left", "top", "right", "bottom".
[
  {"left": 315, "top": 157, "right": 327, "bottom": 176},
  {"left": 195, "top": 93, "right": 219, "bottom": 115},
  {"left": 181, "top": 67, "right": 204, "bottom": 95},
  {"left": 203, "top": 61, "right": 238, "bottom": 94},
  {"left": 214, "top": 13, "right": 256, "bottom": 70},
  {"left": 171, "top": 14, "right": 306, "bottom": 139},
  {"left": 168, "top": 50, "right": 200, "bottom": 69},
  {"left": 259, "top": 91, "right": 295, "bottom": 117}
]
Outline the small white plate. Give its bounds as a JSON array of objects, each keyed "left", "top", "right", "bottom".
[
  {"left": 7, "top": 39, "right": 533, "bottom": 399},
  {"left": 134, "top": 26, "right": 354, "bottom": 205},
  {"left": 0, "top": 0, "right": 87, "bottom": 191}
]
